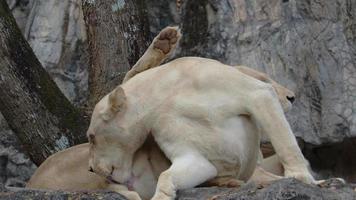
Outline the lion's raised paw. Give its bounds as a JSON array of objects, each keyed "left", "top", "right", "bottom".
[{"left": 153, "top": 26, "right": 181, "bottom": 54}]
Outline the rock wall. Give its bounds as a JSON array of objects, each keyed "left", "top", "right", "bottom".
[
  {"left": 26, "top": 0, "right": 88, "bottom": 105},
  {"left": 177, "top": 0, "right": 356, "bottom": 145}
]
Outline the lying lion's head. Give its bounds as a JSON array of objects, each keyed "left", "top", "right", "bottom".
[
  {"left": 87, "top": 87, "right": 134, "bottom": 184},
  {"left": 237, "top": 66, "right": 295, "bottom": 111}
]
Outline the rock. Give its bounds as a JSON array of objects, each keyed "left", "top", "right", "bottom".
[
  {"left": 177, "top": 178, "right": 356, "bottom": 200},
  {"left": 0, "top": 114, "right": 36, "bottom": 188},
  {"left": 0, "top": 183, "right": 6, "bottom": 193},
  {"left": 145, "top": 0, "right": 180, "bottom": 36},
  {"left": 177, "top": 0, "right": 356, "bottom": 145},
  {"left": 26, "top": 0, "right": 88, "bottom": 105},
  {"left": 0, "top": 178, "right": 354, "bottom": 200},
  {"left": 304, "top": 138, "right": 356, "bottom": 183},
  {"left": 5, "top": 0, "right": 31, "bottom": 32},
  {"left": 0, "top": 189, "right": 128, "bottom": 200}
]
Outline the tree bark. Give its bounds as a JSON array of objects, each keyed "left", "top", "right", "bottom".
[
  {"left": 0, "top": 1, "right": 88, "bottom": 165},
  {"left": 82, "top": 0, "right": 151, "bottom": 106}
]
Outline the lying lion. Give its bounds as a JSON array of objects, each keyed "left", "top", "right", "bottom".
[
  {"left": 27, "top": 27, "right": 295, "bottom": 200},
  {"left": 27, "top": 136, "right": 170, "bottom": 200},
  {"left": 27, "top": 140, "right": 285, "bottom": 200}
]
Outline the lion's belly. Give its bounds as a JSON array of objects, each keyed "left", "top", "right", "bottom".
[
  {"left": 154, "top": 114, "right": 260, "bottom": 181},
  {"left": 209, "top": 116, "right": 260, "bottom": 180}
]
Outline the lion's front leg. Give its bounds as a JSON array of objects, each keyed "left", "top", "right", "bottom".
[
  {"left": 152, "top": 153, "right": 217, "bottom": 200},
  {"left": 249, "top": 166, "right": 283, "bottom": 187},
  {"left": 248, "top": 89, "right": 315, "bottom": 184},
  {"left": 248, "top": 152, "right": 283, "bottom": 187}
]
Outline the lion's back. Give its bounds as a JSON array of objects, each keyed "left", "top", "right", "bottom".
[{"left": 26, "top": 143, "right": 108, "bottom": 190}]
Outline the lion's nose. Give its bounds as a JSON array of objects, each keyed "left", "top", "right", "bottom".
[
  {"left": 287, "top": 96, "right": 295, "bottom": 104},
  {"left": 88, "top": 167, "right": 94, "bottom": 173}
]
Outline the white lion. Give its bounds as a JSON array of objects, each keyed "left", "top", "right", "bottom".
[
  {"left": 27, "top": 27, "right": 299, "bottom": 200},
  {"left": 27, "top": 27, "right": 305, "bottom": 200},
  {"left": 87, "top": 30, "right": 316, "bottom": 200}
]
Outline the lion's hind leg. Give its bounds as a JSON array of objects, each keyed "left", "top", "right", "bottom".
[{"left": 123, "top": 26, "right": 181, "bottom": 83}]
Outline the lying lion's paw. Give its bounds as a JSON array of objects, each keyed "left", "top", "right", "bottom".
[
  {"left": 153, "top": 26, "right": 181, "bottom": 54},
  {"left": 285, "top": 171, "right": 315, "bottom": 184},
  {"left": 219, "top": 179, "right": 244, "bottom": 188},
  {"left": 316, "top": 178, "right": 346, "bottom": 189},
  {"left": 203, "top": 177, "right": 244, "bottom": 188}
]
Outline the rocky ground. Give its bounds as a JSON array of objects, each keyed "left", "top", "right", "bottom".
[{"left": 0, "top": 179, "right": 355, "bottom": 200}]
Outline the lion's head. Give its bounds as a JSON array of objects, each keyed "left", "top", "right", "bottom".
[
  {"left": 87, "top": 86, "right": 136, "bottom": 185},
  {"left": 237, "top": 66, "right": 295, "bottom": 111}
]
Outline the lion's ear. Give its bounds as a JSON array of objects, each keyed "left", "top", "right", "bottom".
[
  {"left": 109, "top": 86, "right": 126, "bottom": 113},
  {"left": 102, "top": 86, "right": 126, "bottom": 120}
]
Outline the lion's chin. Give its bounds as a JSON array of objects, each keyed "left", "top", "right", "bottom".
[
  {"left": 110, "top": 168, "right": 132, "bottom": 185},
  {"left": 107, "top": 172, "right": 135, "bottom": 191},
  {"left": 106, "top": 175, "right": 121, "bottom": 184}
]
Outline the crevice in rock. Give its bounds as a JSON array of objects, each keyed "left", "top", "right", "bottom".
[
  {"left": 0, "top": 155, "right": 8, "bottom": 184},
  {"left": 302, "top": 137, "right": 356, "bottom": 183}
]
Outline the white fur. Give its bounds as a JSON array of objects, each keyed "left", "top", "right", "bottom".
[
  {"left": 28, "top": 26, "right": 314, "bottom": 200},
  {"left": 88, "top": 56, "right": 315, "bottom": 200}
]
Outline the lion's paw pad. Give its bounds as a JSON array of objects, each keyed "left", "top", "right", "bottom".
[{"left": 153, "top": 27, "right": 180, "bottom": 54}]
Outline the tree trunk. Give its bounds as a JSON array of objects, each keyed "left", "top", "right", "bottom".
[
  {"left": 82, "top": 0, "right": 151, "bottom": 106},
  {"left": 0, "top": 1, "right": 88, "bottom": 165}
]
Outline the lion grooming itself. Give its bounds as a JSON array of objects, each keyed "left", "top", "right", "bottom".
[
  {"left": 87, "top": 35, "right": 316, "bottom": 200},
  {"left": 27, "top": 27, "right": 303, "bottom": 200}
]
